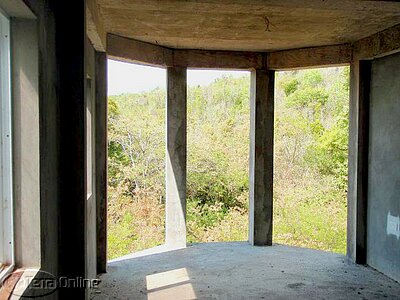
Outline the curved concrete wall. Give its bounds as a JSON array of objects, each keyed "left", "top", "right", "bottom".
[{"left": 367, "top": 52, "right": 400, "bottom": 282}]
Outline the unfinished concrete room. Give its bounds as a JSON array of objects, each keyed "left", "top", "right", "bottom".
[{"left": 0, "top": 0, "right": 399, "bottom": 299}]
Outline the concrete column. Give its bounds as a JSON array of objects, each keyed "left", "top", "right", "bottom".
[
  {"left": 55, "top": 1, "right": 86, "bottom": 298},
  {"left": 166, "top": 67, "right": 187, "bottom": 248},
  {"left": 19, "top": 1, "right": 86, "bottom": 298},
  {"left": 249, "top": 69, "right": 275, "bottom": 246},
  {"left": 347, "top": 60, "right": 370, "bottom": 264},
  {"left": 95, "top": 51, "right": 108, "bottom": 274}
]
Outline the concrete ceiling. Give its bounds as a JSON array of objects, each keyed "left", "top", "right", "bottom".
[{"left": 96, "top": 0, "right": 400, "bottom": 51}]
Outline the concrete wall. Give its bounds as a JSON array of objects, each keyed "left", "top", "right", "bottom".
[
  {"left": 367, "top": 52, "right": 400, "bottom": 282},
  {"left": 20, "top": 1, "right": 87, "bottom": 298},
  {"left": 11, "top": 18, "right": 40, "bottom": 268},
  {"left": 347, "top": 61, "right": 359, "bottom": 262},
  {"left": 86, "top": 38, "right": 97, "bottom": 280},
  {"left": 9, "top": 1, "right": 99, "bottom": 281}
]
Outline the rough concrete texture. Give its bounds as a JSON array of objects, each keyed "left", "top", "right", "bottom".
[
  {"left": 11, "top": 18, "right": 40, "bottom": 268},
  {"left": 95, "top": 1, "right": 400, "bottom": 52},
  {"left": 347, "top": 60, "right": 360, "bottom": 262},
  {"left": 86, "top": 37, "right": 98, "bottom": 281},
  {"left": 249, "top": 70, "right": 274, "bottom": 246},
  {"left": 91, "top": 242, "right": 400, "bottom": 299},
  {"left": 368, "top": 52, "right": 400, "bottom": 282},
  {"left": 165, "top": 67, "right": 187, "bottom": 248}
]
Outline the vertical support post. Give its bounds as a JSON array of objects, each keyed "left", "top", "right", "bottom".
[
  {"left": 24, "top": 0, "right": 86, "bottom": 298},
  {"left": 355, "top": 60, "right": 370, "bottom": 264},
  {"left": 249, "top": 69, "right": 275, "bottom": 246},
  {"left": 166, "top": 67, "right": 187, "bottom": 248},
  {"left": 347, "top": 60, "right": 370, "bottom": 264},
  {"left": 56, "top": 1, "right": 86, "bottom": 298},
  {"left": 34, "top": 1, "right": 61, "bottom": 285},
  {"left": 95, "top": 51, "right": 107, "bottom": 274}
]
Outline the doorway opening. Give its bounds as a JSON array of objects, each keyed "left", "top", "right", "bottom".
[
  {"left": 273, "top": 67, "right": 350, "bottom": 253},
  {"left": 107, "top": 60, "right": 166, "bottom": 259}
]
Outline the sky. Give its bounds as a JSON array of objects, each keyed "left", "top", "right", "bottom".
[{"left": 108, "top": 59, "right": 249, "bottom": 95}]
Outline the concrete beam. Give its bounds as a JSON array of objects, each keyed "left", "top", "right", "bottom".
[
  {"left": 166, "top": 67, "right": 187, "bottom": 248},
  {"left": 172, "top": 49, "right": 266, "bottom": 70},
  {"left": 107, "top": 34, "right": 356, "bottom": 70},
  {"left": 87, "top": 0, "right": 107, "bottom": 51},
  {"left": 107, "top": 34, "right": 173, "bottom": 67},
  {"left": 107, "top": 34, "right": 266, "bottom": 69},
  {"left": 353, "top": 24, "right": 400, "bottom": 60},
  {"left": 268, "top": 44, "right": 352, "bottom": 70},
  {"left": 249, "top": 69, "right": 274, "bottom": 246},
  {"left": 0, "top": 0, "right": 35, "bottom": 18}
]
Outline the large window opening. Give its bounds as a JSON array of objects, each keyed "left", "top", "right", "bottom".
[
  {"left": 0, "top": 10, "right": 14, "bottom": 275},
  {"left": 107, "top": 65, "right": 253, "bottom": 259},
  {"left": 186, "top": 70, "right": 251, "bottom": 243},
  {"left": 106, "top": 62, "right": 349, "bottom": 259},
  {"left": 107, "top": 61, "right": 166, "bottom": 259},
  {"left": 273, "top": 67, "right": 349, "bottom": 253}
]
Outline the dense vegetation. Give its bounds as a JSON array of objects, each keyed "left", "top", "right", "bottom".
[{"left": 107, "top": 67, "right": 349, "bottom": 259}]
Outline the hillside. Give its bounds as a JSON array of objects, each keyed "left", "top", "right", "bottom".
[{"left": 107, "top": 68, "right": 349, "bottom": 259}]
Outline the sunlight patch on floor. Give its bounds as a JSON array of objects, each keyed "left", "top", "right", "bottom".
[{"left": 146, "top": 268, "right": 196, "bottom": 300}]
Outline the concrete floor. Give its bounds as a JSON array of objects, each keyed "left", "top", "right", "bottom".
[{"left": 91, "top": 242, "right": 400, "bottom": 299}]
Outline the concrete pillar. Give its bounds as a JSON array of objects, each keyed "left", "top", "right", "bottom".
[
  {"left": 249, "top": 69, "right": 275, "bottom": 246},
  {"left": 347, "top": 60, "right": 371, "bottom": 264},
  {"left": 166, "top": 67, "right": 187, "bottom": 248},
  {"left": 20, "top": 1, "right": 86, "bottom": 298},
  {"left": 57, "top": 1, "right": 86, "bottom": 296},
  {"left": 95, "top": 51, "right": 107, "bottom": 274}
]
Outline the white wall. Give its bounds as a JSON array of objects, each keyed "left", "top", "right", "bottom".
[{"left": 11, "top": 18, "right": 40, "bottom": 268}]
